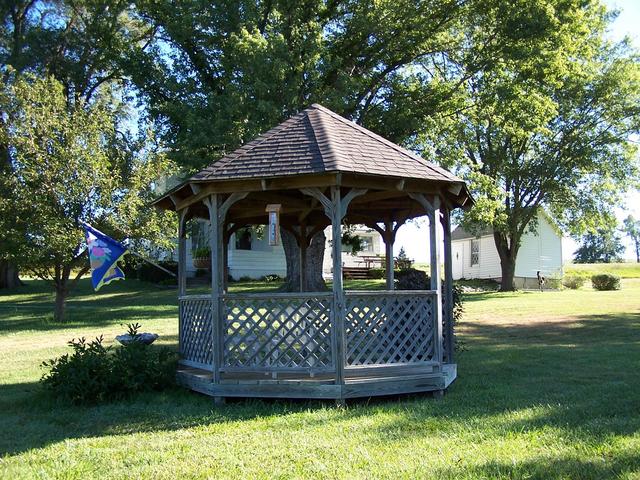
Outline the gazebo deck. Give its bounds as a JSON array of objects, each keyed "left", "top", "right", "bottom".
[{"left": 177, "top": 363, "right": 457, "bottom": 400}]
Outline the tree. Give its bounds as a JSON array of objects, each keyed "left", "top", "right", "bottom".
[
  {"left": 623, "top": 215, "right": 640, "bottom": 263},
  {"left": 0, "top": 74, "right": 174, "bottom": 321},
  {"left": 0, "top": 0, "right": 155, "bottom": 288},
  {"left": 423, "top": 1, "right": 640, "bottom": 290},
  {"left": 574, "top": 229, "right": 624, "bottom": 263},
  {"left": 131, "top": 0, "right": 575, "bottom": 290}
]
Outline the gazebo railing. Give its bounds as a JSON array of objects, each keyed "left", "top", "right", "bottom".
[
  {"left": 345, "top": 290, "right": 438, "bottom": 368},
  {"left": 179, "top": 290, "right": 441, "bottom": 377},
  {"left": 222, "top": 291, "right": 335, "bottom": 374},
  {"left": 179, "top": 295, "right": 214, "bottom": 369}
]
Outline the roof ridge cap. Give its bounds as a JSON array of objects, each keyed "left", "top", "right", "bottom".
[
  {"left": 312, "top": 104, "right": 462, "bottom": 182},
  {"left": 307, "top": 107, "right": 344, "bottom": 171}
]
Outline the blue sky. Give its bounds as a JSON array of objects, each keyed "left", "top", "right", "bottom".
[{"left": 397, "top": 0, "right": 640, "bottom": 263}]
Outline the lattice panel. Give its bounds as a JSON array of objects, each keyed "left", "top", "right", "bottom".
[
  {"left": 180, "top": 297, "right": 213, "bottom": 366},
  {"left": 345, "top": 294, "right": 435, "bottom": 366},
  {"left": 224, "top": 296, "right": 333, "bottom": 370}
]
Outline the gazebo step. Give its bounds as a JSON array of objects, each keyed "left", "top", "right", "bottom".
[{"left": 343, "top": 267, "right": 370, "bottom": 279}]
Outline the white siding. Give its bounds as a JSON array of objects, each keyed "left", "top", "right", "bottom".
[
  {"left": 514, "top": 216, "right": 563, "bottom": 279},
  {"left": 451, "top": 213, "right": 563, "bottom": 280},
  {"left": 454, "top": 235, "right": 501, "bottom": 280}
]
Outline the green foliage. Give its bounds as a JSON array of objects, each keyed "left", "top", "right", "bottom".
[
  {"left": 623, "top": 215, "right": 640, "bottom": 262},
  {"left": 368, "top": 268, "right": 386, "bottom": 279},
  {"left": 421, "top": 0, "right": 640, "bottom": 288},
  {"left": 591, "top": 273, "right": 621, "bottom": 291},
  {"left": 0, "top": 73, "right": 176, "bottom": 320},
  {"left": 395, "top": 247, "right": 413, "bottom": 270},
  {"left": 41, "top": 324, "right": 177, "bottom": 405},
  {"left": 193, "top": 247, "right": 211, "bottom": 258},
  {"left": 562, "top": 275, "right": 587, "bottom": 290},
  {"left": 137, "top": 261, "right": 178, "bottom": 284},
  {"left": 574, "top": 229, "right": 625, "bottom": 263},
  {"left": 395, "top": 268, "right": 430, "bottom": 290}
]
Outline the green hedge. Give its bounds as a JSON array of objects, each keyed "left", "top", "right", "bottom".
[
  {"left": 591, "top": 273, "right": 621, "bottom": 291},
  {"left": 563, "top": 275, "right": 586, "bottom": 290}
]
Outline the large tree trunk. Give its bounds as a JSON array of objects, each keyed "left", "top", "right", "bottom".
[
  {"left": 0, "top": 260, "right": 21, "bottom": 289},
  {"left": 494, "top": 231, "right": 519, "bottom": 291},
  {"left": 280, "top": 227, "right": 327, "bottom": 292}
]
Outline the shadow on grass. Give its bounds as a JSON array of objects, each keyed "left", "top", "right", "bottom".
[
  {"left": 434, "top": 451, "right": 640, "bottom": 479},
  {"left": 0, "top": 279, "right": 180, "bottom": 333},
  {"left": 2, "top": 310, "right": 640, "bottom": 468}
]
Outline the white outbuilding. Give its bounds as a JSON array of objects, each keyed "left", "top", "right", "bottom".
[{"left": 451, "top": 212, "right": 564, "bottom": 288}]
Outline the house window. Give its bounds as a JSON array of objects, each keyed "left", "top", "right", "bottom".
[
  {"left": 360, "top": 236, "right": 374, "bottom": 253},
  {"left": 470, "top": 239, "right": 480, "bottom": 266},
  {"left": 235, "top": 228, "right": 252, "bottom": 250}
]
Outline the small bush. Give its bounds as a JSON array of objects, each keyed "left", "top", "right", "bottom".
[
  {"left": 563, "top": 275, "right": 586, "bottom": 289},
  {"left": 41, "top": 324, "right": 177, "bottom": 405},
  {"left": 193, "top": 247, "right": 211, "bottom": 258},
  {"left": 368, "top": 268, "right": 385, "bottom": 279},
  {"left": 591, "top": 273, "right": 621, "bottom": 291},
  {"left": 395, "top": 268, "right": 464, "bottom": 324}
]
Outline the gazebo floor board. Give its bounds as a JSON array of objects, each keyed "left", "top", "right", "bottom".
[{"left": 176, "top": 364, "right": 456, "bottom": 400}]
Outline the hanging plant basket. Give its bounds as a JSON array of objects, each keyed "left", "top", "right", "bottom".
[{"left": 193, "top": 257, "right": 211, "bottom": 269}]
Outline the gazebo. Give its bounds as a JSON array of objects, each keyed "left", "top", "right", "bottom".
[{"left": 153, "top": 104, "right": 471, "bottom": 403}]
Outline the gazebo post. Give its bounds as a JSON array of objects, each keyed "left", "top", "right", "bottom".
[
  {"left": 429, "top": 196, "right": 444, "bottom": 369},
  {"left": 205, "top": 195, "right": 223, "bottom": 394},
  {"left": 177, "top": 208, "right": 189, "bottom": 357},
  {"left": 299, "top": 225, "right": 307, "bottom": 292},
  {"left": 384, "top": 220, "right": 395, "bottom": 290},
  {"left": 177, "top": 208, "right": 189, "bottom": 298},
  {"left": 205, "top": 192, "right": 248, "bottom": 404},
  {"left": 330, "top": 186, "right": 346, "bottom": 399},
  {"left": 441, "top": 205, "right": 455, "bottom": 363}
]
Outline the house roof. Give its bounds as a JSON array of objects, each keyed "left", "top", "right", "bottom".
[
  {"left": 451, "top": 225, "right": 492, "bottom": 241},
  {"left": 190, "top": 104, "right": 462, "bottom": 183},
  {"left": 451, "top": 211, "right": 564, "bottom": 241}
]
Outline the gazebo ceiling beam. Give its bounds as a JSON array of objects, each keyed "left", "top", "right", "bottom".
[{"left": 349, "top": 190, "right": 408, "bottom": 204}]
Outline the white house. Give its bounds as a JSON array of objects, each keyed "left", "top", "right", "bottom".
[
  {"left": 451, "top": 212, "right": 564, "bottom": 288},
  {"left": 180, "top": 222, "right": 383, "bottom": 280}
]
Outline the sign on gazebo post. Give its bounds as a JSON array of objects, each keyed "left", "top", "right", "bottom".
[{"left": 266, "top": 204, "right": 281, "bottom": 246}]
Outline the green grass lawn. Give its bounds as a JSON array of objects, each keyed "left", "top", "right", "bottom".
[
  {"left": 1, "top": 278, "right": 639, "bottom": 479},
  {"left": 565, "top": 262, "right": 640, "bottom": 278}
]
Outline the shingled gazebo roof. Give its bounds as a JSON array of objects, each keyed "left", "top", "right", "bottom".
[
  {"left": 191, "top": 104, "right": 461, "bottom": 183},
  {"left": 154, "top": 104, "right": 471, "bottom": 224}
]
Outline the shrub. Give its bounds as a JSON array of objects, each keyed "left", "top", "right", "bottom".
[
  {"left": 563, "top": 275, "right": 586, "bottom": 289},
  {"left": 41, "top": 324, "right": 177, "bottom": 405},
  {"left": 137, "top": 260, "right": 178, "bottom": 284},
  {"left": 368, "top": 268, "right": 385, "bottom": 279},
  {"left": 394, "top": 268, "right": 464, "bottom": 324},
  {"left": 591, "top": 273, "right": 621, "bottom": 291},
  {"left": 395, "top": 268, "right": 429, "bottom": 290},
  {"left": 193, "top": 247, "right": 211, "bottom": 258}
]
